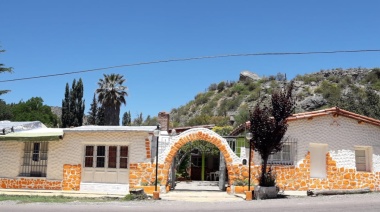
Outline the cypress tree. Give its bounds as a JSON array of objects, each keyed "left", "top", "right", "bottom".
[
  {"left": 61, "top": 78, "right": 85, "bottom": 127},
  {"left": 96, "top": 106, "right": 105, "bottom": 126},
  {"left": 122, "top": 110, "right": 132, "bottom": 126},
  {"left": 61, "top": 83, "right": 70, "bottom": 128},
  {"left": 75, "top": 78, "right": 85, "bottom": 126},
  {"left": 88, "top": 94, "right": 98, "bottom": 125},
  {"left": 70, "top": 79, "right": 78, "bottom": 126}
]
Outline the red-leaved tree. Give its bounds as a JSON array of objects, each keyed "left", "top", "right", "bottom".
[{"left": 249, "top": 81, "right": 295, "bottom": 186}]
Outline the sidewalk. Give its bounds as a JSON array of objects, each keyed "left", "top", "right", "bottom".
[
  {"left": 161, "top": 181, "right": 307, "bottom": 202},
  {"left": 0, "top": 185, "right": 307, "bottom": 202},
  {"left": 0, "top": 189, "right": 125, "bottom": 198}
]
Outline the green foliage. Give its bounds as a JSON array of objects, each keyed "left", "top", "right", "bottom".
[
  {"left": 61, "top": 78, "right": 85, "bottom": 127},
  {"left": 233, "top": 104, "right": 250, "bottom": 127},
  {"left": 257, "top": 167, "right": 277, "bottom": 187},
  {"left": 132, "top": 112, "right": 143, "bottom": 126},
  {"left": 208, "top": 83, "right": 218, "bottom": 91},
  {"left": 123, "top": 193, "right": 148, "bottom": 201},
  {"left": 194, "top": 92, "right": 213, "bottom": 106},
  {"left": 294, "top": 74, "right": 324, "bottom": 84},
  {"left": 217, "top": 81, "right": 225, "bottom": 92},
  {"left": 186, "top": 115, "right": 229, "bottom": 126},
  {"left": 0, "top": 194, "right": 113, "bottom": 203},
  {"left": 10, "top": 97, "right": 59, "bottom": 127},
  {"left": 142, "top": 115, "right": 157, "bottom": 126},
  {"left": 96, "top": 74, "right": 128, "bottom": 126},
  {"left": 96, "top": 106, "right": 105, "bottom": 125},
  {"left": 338, "top": 86, "right": 380, "bottom": 120},
  {"left": 315, "top": 80, "right": 341, "bottom": 106},
  {"left": 247, "top": 81, "right": 261, "bottom": 92},
  {"left": 231, "top": 82, "right": 249, "bottom": 95},
  {"left": 122, "top": 111, "right": 131, "bottom": 126},
  {"left": 200, "top": 99, "right": 217, "bottom": 115},
  {"left": 169, "top": 68, "right": 380, "bottom": 129},
  {"left": 87, "top": 94, "right": 98, "bottom": 125},
  {"left": 217, "top": 96, "right": 243, "bottom": 116},
  {"left": 212, "top": 126, "right": 233, "bottom": 136},
  {"left": 0, "top": 46, "right": 13, "bottom": 97},
  {"left": 362, "top": 68, "right": 380, "bottom": 91},
  {"left": 0, "top": 100, "right": 13, "bottom": 120}
]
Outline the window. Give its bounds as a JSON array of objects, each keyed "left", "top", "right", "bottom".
[
  {"left": 20, "top": 142, "right": 48, "bottom": 177},
  {"left": 191, "top": 156, "right": 202, "bottom": 167},
  {"left": 85, "top": 146, "right": 94, "bottom": 167},
  {"left": 268, "top": 141, "right": 296, "bottom": 165},
  {"left": 355, "top": 146, "right": 372, "bottom": 172},
  {"left": 108, "top": 146, "right": 117, "bottom": 168},
  {"left": 84, "top": 145, "right": 129, "bottom": 169},
  {"left": 120, "top": 146, "right": 128, "bottom": 169},
  {"left": 96, "top": 146, "right": 106, "bottom": 168}
]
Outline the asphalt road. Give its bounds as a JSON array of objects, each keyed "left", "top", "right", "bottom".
[{"left": 1, "top": 193, "right": 380, "bottom": 212}]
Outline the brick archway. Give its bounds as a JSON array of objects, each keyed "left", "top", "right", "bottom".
[{"left": 159, "top": 128, "right": 242, "bottom": 187}]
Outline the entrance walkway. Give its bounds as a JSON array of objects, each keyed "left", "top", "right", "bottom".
[
  {"left": 174, "top": 181, "right": 220, "bottom": 191},
  {"left": 160, "top": 181, "right": 244, "bottom": 202}
]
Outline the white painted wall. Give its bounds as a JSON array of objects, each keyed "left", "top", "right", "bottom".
[
  {"left": 47, "top": 130, "right": 150, "bottom": 181},
  {"left": 0, "top": 141, "right": 23, "bottom": 178},
  {"left": 282, "top": 115, "right": 380, "bottom": 171}
]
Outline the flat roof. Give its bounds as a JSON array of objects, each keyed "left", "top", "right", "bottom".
[
  {"left": 0, "top": 128, "right": 63, "bottom": 141},
  {"left": 64, "top": 125, "right": 157, "bottom": 132}
]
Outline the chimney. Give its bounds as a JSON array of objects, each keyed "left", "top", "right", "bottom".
[{"left": 158, "top": 112, "right": 170, "bottom": 131}]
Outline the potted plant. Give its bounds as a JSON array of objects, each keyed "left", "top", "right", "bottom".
[
  {"left": 231, "top": 179, "right": 254, "bottom": 194},
  {"left": 248, "top": 80, "right": 295, "bottom": 200}
]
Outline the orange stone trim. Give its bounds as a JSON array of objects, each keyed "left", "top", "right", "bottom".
[
  {"left": 0, "top": 178, "right": 61, "bottom": 190},
  {"left": 62, "top": 164, "right": 81, "bottom": 191},
  {"left": 145, "top": 138, "right": 151, "bottom": 159},
  {"left": 275, "top": 152, "right": 380, "bottom": 191},
  {"left": 160, "top": 131, "right": 239, "bottom": 186}
]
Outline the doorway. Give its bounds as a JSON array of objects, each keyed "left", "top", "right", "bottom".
[{"left": 309, "top": 143, "right": 328, "bottom": 178}]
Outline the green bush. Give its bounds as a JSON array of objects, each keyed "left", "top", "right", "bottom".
[
  {"left": 231, "top": 82, "right": 248, "bottom": 95},
  {"left": 258, "top": 167, "right": 277, "bottom": 187},
  {"left": 217, "top": 81, "right": 225, "bottom": 92},
  {"left": 315, "top": 80, "right": 341, "bottom": 106}
]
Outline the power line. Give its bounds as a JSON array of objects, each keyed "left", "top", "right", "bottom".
[{"left": 1, "top": 49, "right": 379, "bottom": 83}]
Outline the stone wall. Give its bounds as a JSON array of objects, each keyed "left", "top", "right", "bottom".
[
  {"left": 129, "top": 163, "right": 164, "bottom": 188},
  {"left": 62, "top": 164, "right": 81, "bottom": 191},
  {"left": 275, "top": 152, "right": 380, "bottom": 191},
  {"left": 0, "top": 178, "right": 62, "bottom": 190}
]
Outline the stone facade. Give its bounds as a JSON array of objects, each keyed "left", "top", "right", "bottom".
[
  {"left": 274, "top": 152, "right": 380, "bottom": 191},
  {"left": 130, "top": 128, "right": 243, "bottom": 191},
  {"left": 0, "top": 127, "right": 153, "bottom": 193},
  {"left": 62, "top": 164, "right": 81, "bottom": 191},
  {"left": 2, "top": 109, "right": 380, "bottom": 194},
  {"left": 0, "top": 178, "right": 62, "bottom": 190}
]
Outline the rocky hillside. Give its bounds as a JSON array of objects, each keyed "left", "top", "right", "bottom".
[{"left": 169, "top": 67, "right": 380, "bottom": 128}]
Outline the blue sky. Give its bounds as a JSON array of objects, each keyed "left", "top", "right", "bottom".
[{"left": 1, "top": 0, "right": 380, "bottom": 122}]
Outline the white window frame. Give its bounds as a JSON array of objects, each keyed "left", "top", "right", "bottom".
[
  {"left": 84, "top": 145, "right": 129, "bottom": 169},
  {"left": 355, "top": 146, "right": 372, "bottom": 172},
  {"left": 20, "top": 141, "right": 49, "bottom": 177},
  {"left": 268, "top": 142, "right": 296, "bottom": 165}
]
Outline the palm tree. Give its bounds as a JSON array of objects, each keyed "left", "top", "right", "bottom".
[
  {"left": 96, "top": 73, "right": 128, "bottom": 125},
  {"left": 0, "top": 47, "right": 13, "bottom": 97}
]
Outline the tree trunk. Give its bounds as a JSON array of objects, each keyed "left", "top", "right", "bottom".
[
  {"left": 260, "top": 155, "right": 269, "bottom": 186},
  {"left": 104, "top": 106, "right": 120, "bottom": 126},
  {"left": 307, "top": 188, "right": 371, "bottom": 196},
  {"left": 201, "top": 152, "right": 206, "bottom": 181}
]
